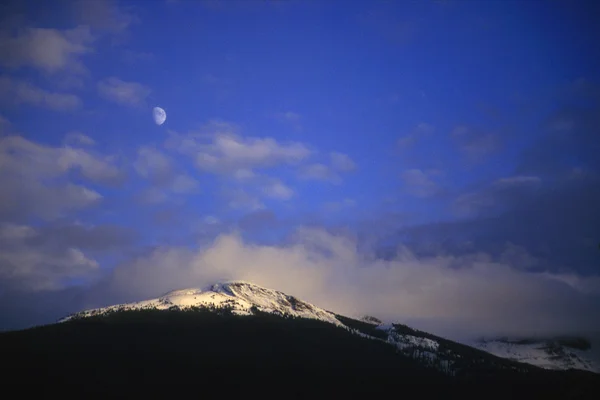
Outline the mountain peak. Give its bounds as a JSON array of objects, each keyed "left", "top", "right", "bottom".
[{"left": 63, "top": 280, "right": 343, "bottom": 327}]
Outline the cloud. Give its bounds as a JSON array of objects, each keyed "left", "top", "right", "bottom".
[
  {"left": 298, "top": 163, "right": 341, "bottom": 184},
  {"left": 0, "top": 218, "right": 132, "bottom": 294},
  {"left": 516, "top": 105, "right": 600, "bottom": 177},
  {"left": 0, "top": 76, "right": 81, "bottom": 111},
  {"left": 97, "top": 77, "right": 151, "bottom": 107},
  {"left": 330, "top": 152, "right": 356, "bottom": 172},
  {"left": 275, "top": 111, "right": 302, "bottom": 131},
  {"left": 0, "top": 26, "right": 93, "bottom": 74},
  {"left": 399, "top": 172, "right": 600, "bottom": 276},
  {"left": 224, "top": 188, "right": 265, "bottom": 211},
  {"left": 66, "top": 227, "right": 600, "bottom": 341},
  {"left": 0, "top": 135, "right": 122, "bottom": 221},
  {"left": 453, "top": 175, "right": 542, "bottom": 217},
  {"left": 397, "top": 123, "right": 434, "bottom": 149},
  {"left": 64, "top": 132, "right": 96, "bottom": 146},
  {"left": 261, "top": 180, "right": 294, "bottom": 200},
  {"left": 451, "top": 125, "right": 500, "bottom": 162},
  {"left": 0, "top": 222, "right": 99, "bottom": 291},
  {"left": 323, "top": 198, "right": 357, "bottom": 213},
  {"left": 401, "top": 169, "right": 442, "bottom": 198},
  {"left": 238, "top": 210, "right": 278, "bottom": 231},
  {"left": 24, "top": 222, "right": 137, "bottom": 253},
  {"left": 298, "top": 153, "right": 355, "bottom": 184},
  {"left": 133, "top": 146, "right": 198, "bottom": 203},
  {"left": 72, "top": 0, "right": 137, "bottom": 34},
  {"left": 134, "top": 146, "right": 173, "bottom": 185},
  {"left": 171, "top": 130, "right": 311, "bottom": 176},
  {"left": 170, "top": 174, "right": 199, "bottom": 194}
]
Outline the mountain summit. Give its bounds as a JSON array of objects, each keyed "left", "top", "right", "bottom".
[{"left": 62, "top": 280, "right": 342, "bottom": 327}]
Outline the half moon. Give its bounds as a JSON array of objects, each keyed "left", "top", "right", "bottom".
[{"left": 153, "top": 107, "right": 167, "bottom": 125}]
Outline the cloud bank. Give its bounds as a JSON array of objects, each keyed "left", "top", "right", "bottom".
[{"left": 4, "top": 226, "right": 595, "bottom": 341}]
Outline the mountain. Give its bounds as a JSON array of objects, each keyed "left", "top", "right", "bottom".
[
  {"left": 60, "top": 280, "right": 344, "bottom": 327},
  {"left": 2, "top": 281, "right": 600, "bottom": 398},
  {"left": 472, "top": 336, "right": 598, "bottom": 373},
  {"left": 61, "top": 280, "right": 599, "bottom": 374}
]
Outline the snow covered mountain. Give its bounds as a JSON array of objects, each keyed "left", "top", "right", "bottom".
[
  {"left": 61, "top": 280, "right": 599, "bottom": 375},
  {"left": 472, "top": 337, "right": 598, "bottom": 373},
  {"left": 61, "top": 281, "right": 343, "bottom": 327}
]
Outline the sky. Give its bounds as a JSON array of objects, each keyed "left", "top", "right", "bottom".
[{"left": 0, "top": 0, "right": 599, "bottom": 340}]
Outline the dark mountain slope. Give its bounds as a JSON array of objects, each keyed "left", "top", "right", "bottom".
[{"left": 1, "top": 308, "right": 599, "bottom": 399}]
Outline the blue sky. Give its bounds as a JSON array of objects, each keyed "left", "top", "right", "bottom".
[{"left": 1, "top": 0, "right": 599, "bottom": 336}]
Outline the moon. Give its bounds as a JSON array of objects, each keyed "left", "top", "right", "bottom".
[{"left": 153, "top": 107, "right": 166, "bottom": 125}]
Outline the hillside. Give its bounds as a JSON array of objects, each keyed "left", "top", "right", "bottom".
[{"left": 2, "top": 307, "right": 600, "bottom": 398}]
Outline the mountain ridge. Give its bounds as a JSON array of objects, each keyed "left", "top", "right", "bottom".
[{"left": 60, "top": 280, "right": 599, "bottom": 375}]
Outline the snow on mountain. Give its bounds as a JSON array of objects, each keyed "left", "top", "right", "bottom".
[
  {"left": 472, "top": 337, "right": 599, "bottom": 373},
  {"left": 61, "top": 280, "right": 599, "bottom": 375},
  {"left": 61, "top": 280, "right": 344, "bottom": 327}
]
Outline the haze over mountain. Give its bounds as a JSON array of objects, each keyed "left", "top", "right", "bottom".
[{"left": 1, "top": 0, "right": 599, "bottom": 358}]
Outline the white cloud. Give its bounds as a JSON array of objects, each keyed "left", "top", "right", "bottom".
[
  {"left": 226, "top": 188, "right": 265, "bottom": 211},
  {"left": 0, "top": 223, "right": 98, "bottom": 291},
  {"left": 64, "top": 132, "right": 96, "bottom": 146},
  {"left": 173, "top": 131, "right": 311, "bottom": 175},
  {"left": 72, "top": 0, "right": 136, "bottom": 34},
  {"left": 262, "top": 180, "right": 294, "bottom": 200},
  {"left": 0, "top": 26, "right": 93, "bottom": 74},
  {"left": 0, "top": 135, "right": 122, "bottom": 221},
  {"left": 397, "top": 123, "right": 434, "bottom": 148},
  {"left": 330, "top": 152, "right": 356, "bottom": 172},
  {"left": 232, "top": 168, "right": 256, "bottom": 180},
  {"left": 275, "top": 111, "right": 302, "bottom": 131},
  {"left": 133, "top": 146, "right": 199, "bottom": 201},
  {"left": 1, "top": 135, "right": 121, "bottom": 184},
  {"left": 134, "top": 146, "right": 172, "bottom": 183},
  {"left": 298, "top": 163, "right": 341, "bottom": 184},
  {"left": 97, "top": 227, "right": 600, "bottom": 340},
  {"left": 58, "top": 146, "right": 123, "bottom": 184},
  {"left": 97, "top": 77, "right": 151, "bottom": 107},
  {"left": 170, "top": 174, "right": 199, "bottom": 194},
  {"left": 0, "top": 76, "right": 81, "bottom": 111},
  {"left": 401, "top": 169, "right": 440, "bottom": 198}
]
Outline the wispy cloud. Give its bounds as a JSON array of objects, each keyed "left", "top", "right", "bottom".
[
  {"left": 453, "top": 175, "right": 542, "bottom": 217},
  {"left": 401, "top": 169, "right": 443, "bottom": 198},
  {"left": 397, "top": 123, "right": 434, "bottom": 149},
  {"left": 64, "top": 132, "right": 96, "bottom": 146},
  {"left": 451, "top": 125, "right": 501, "bottom": 162},
  {"left": 0, "top": 76, "right": 81, "bottom": 111},
  {"left": 298, "top": 163, "right": 342, "bottom": 184},
  {"left": 0, "top": 135, "right": 124, "bottom": 222},
  {"left": 133, "top": 146, "right": 199, "bottom": 203},
  {"left": 72, "top": 0, "right": 137, "bottom": 34},
  {"left": 0, "top": 221, "right": 135, "bottom": 291},
  {"left": 97, "top": 77, "right": 151, "bottom": 107},
  {"left": 171, "top": 130, "right": 311, "bottom": 176},
  {"left": 298, "top": 152, "right": 356, "bottom": 184},
  {"left": 0, "top": 26, "right": 93, "bottom": 74},
  {"left": 261, "top": 180, "right": 294, "bottom": 200},
  {"left": 275, "top": 111, "right": 302, "bottom": 131},
  {"left": 330, "top": 152, "right": 356, "bottom": 172}
]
